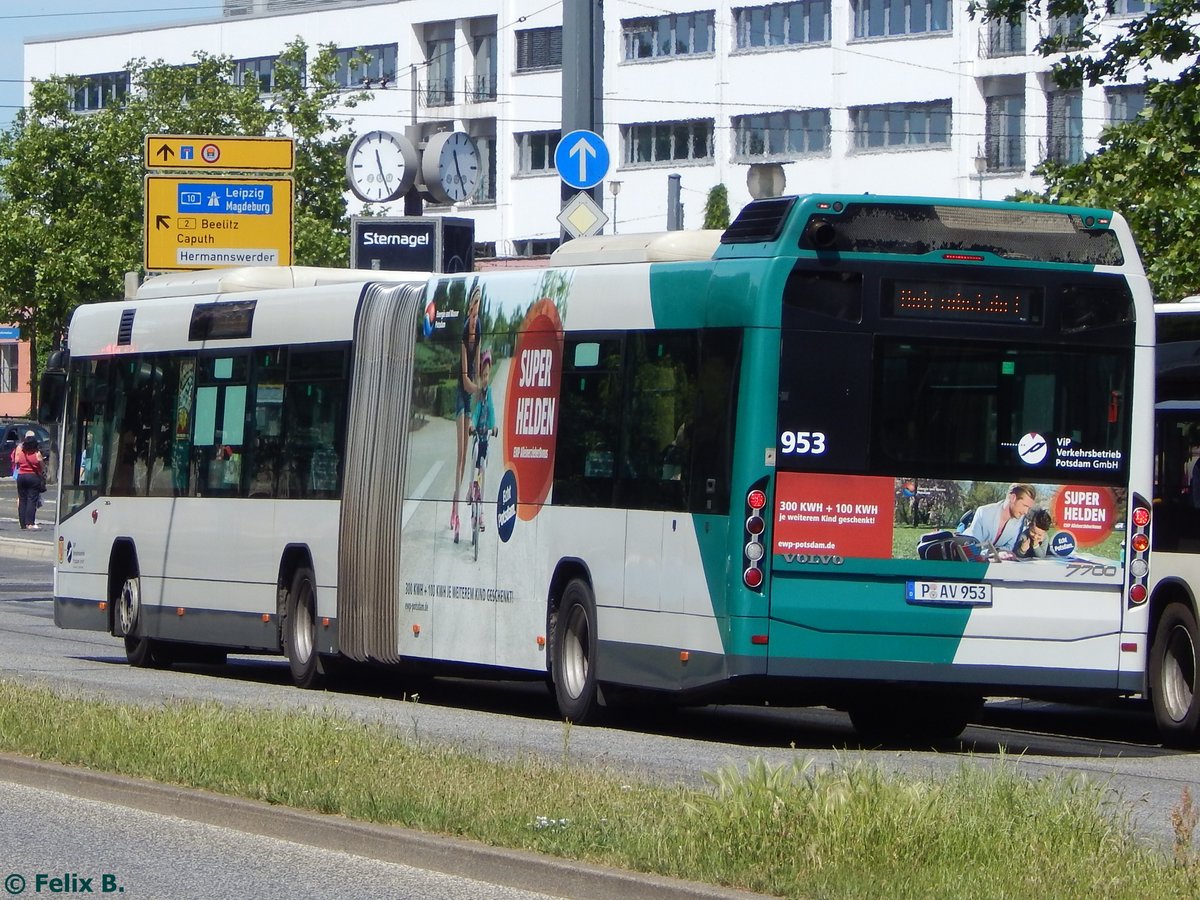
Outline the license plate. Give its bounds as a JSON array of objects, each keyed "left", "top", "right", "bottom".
[{"left": 906, "top": 580, "right": 992, "bottom": 607}]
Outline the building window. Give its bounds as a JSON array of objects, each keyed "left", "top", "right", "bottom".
[
  {"left": 1111, "top": 0, "right": 1155, "bottom": 14},
  {"left": 468, "top": 18, "right": 498, "bottom": 102},
  {"left": 622, "top": 11, "right": 715, "bottom": 60},
  {"left": 850, "top": 100, "right": 951, "bottom": 151},
  {"left": 852, "top": 0, "right": 951, "bottom": 38},
  {"left": 622, "top": 120, "right": 714, "bottom": 166},
  {"left": 513, "top": 238, "right": 561, "bottom": 256},
  {"left": 516, "top": 130, "right": 561, "bottom": 173},
  {"left": 473, "top": 134, "right": 497, "bottom": 202},
  {"left": 1046, "top": 90, "right": 1083, "bottom": 164},
  {"left": 985, "top": 93, "right": 1025, "bottom": 170},
  {"left": 516, "top": 27, "right": 562, "bottom": 72},
  {"left": 1045, "top": 14, "right": 1087, "bottom": 49},
  {"left": 234, "top": 56, "right": 281, "bottom": 93},
  {"left": 1106, "top": 84, "right": 1147, "bottom": 124},
  {"left": 733, "top": 2, "right": 829, "bottom": 49},
  {"left": 424, "top": 22, "right": 454, "bottom": 106},
  {"left": 0, "top": 345, "right": 16, "bottom": 394},
  {"left": 72, "top": 72, "right": 129, "bottom": 111},
  {"left": 333, "top": 44, "right": 397, "bottom": 88},
  {"left": 733, "top": 109, "right": 830, "bottom": 160},
  {"left": 980, "top": 16, "right": 1024, "bottom": 57}
]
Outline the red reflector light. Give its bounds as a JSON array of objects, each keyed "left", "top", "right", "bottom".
[
  {"left": 1131, "top": 534, "right": 1149, "bottom": 553},
  {"left": 747, "top": 489, "right": 766, "bottom": 510},
  {"left": 1129, "top": 584, "right": 1147, "bottom": 604},
  {"left": 1121, "top": 642, "right": 1138, "bottom": 653},
  {"left": 744, "top": 566, "right": 763, "bottom": 588},
  {"left": 1132, "top": 507, "right": 1151, "bottom": 528},
  {"left": 751, "top": 634, "right": 769, "bottom": 645},
  {"left": 746, "top": 514, "right": 765, "bottom": 536}
]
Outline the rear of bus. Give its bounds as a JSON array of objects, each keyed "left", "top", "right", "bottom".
[{"left": 717, "top": 195, "right": 1155, "bottom": 738}]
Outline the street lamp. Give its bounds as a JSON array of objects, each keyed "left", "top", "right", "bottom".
[
  {"left": 609, "top": 180, "right": 622, "bottom": 233},
  {"left": 973, "top": 145, "right": 988, "bottom": 200}
]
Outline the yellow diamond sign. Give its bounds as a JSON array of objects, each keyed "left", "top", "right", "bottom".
[{"left": 557, "top": 192, "right": 609, "bottom": 239}]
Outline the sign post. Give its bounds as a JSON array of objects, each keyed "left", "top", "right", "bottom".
[
  {"left": 143, "top": 134, "right": 296, "bottom": 271},
  {"left": 145, "top": 135, "right": 295, "bottom": 172},
  {"left": 144, "top": 175, "right": 294, "bottom": 271}
]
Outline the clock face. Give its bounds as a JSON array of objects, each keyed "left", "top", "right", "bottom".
[
  {"left": 423, "top": 131, "right": 481, "bottom": 204},
  {"left": 345, "top": 130, "right": 417, "bottom": 202}
]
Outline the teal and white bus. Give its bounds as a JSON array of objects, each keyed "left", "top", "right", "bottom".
[{"left": 45, "top": 194, "right": 1172, "bottom": 744}]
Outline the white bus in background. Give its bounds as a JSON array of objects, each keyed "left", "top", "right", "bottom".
[{"left": 1150, "top": 297, "right": 1200, "bottom": 744}]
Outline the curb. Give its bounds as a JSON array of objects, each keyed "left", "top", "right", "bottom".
[
  {"left": 0, "top": 535, "right": 54, "bottom": 562},
  {"left": 0, "top": 754, "right": 769, "bottom": 900}
]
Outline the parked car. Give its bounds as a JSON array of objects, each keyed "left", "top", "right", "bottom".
[{"left": 1, "top": 421, "right": 54, "bottom": 481}]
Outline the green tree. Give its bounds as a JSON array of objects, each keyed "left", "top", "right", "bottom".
[
  {"left": 0, "top": 39, "right": 366, "bottom": 407},
  {"left": 973, "top": 0, "right": 1200, "bottom": 299},
  {"left": 702, "top": 184, "right": 731, "bottom": 230}
]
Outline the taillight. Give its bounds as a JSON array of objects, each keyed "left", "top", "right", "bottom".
[
  {"left": 743, "top": 480, "right": 768, "bottom": 591},
  {"left": 1127, "top": 494, "right": 1151, "bottom": 607}
]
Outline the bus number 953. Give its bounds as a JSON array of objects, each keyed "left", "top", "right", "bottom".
[{"left": 779, "top": 431, "right": 826, "bottom": 455}]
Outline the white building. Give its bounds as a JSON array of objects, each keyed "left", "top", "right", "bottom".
[{"left": 23, "top": 0, "right": 1158, "bottom": 258}]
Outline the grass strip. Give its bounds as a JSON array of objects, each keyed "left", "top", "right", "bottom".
[{"left": 0, "top": 680, "right": 1196, "bottom": 899}]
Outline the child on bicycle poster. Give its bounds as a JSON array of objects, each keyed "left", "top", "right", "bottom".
[{"left": 471, "top": 350, "right": 497, "bottom": 528}]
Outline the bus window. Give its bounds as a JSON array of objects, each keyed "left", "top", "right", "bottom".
[
  {"left": 194, "top": 355, "right": 249, "bottom": 496},
  {"left": 554, "top": 336, "right": 623, "bottom": 507}
]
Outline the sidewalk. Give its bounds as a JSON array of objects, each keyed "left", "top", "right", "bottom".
[{"left": 0, "top": 476, "right": 55, "bottom": 561}]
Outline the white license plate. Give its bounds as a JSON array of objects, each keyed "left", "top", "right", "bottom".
[{"left": 906, "top": 580, "right": 992, "bottom": 607}]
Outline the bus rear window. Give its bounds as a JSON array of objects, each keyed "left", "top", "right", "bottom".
[{"left": 873, "top": 338, "right": 1131, "bottom": 480}]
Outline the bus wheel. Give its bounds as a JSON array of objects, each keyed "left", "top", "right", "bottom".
[
  {"left": 115, "top": 572, "right": 166, "bottom": 668},
  {"left": 550, "top": 579, "right": 600, "bottom": 724},
  {"left": 1151, "top": 602, "right": 1200, "bottom": 749},
  {"left": 284, "top": 566, "right": 321, "bottom": 689}
]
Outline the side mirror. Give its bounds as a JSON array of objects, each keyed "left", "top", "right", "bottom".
[{"left": 38, "top": 367, "right": 67, "bottom": 424}]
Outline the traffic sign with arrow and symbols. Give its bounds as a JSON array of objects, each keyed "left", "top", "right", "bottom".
[
  {"left": 145, "top": 135, "right": 295, "bottom": 172},
  {"left": 554, "top": 129, "right": 610, "bottom": 191}
]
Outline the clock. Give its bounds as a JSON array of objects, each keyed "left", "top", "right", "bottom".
[
  {"left": 421, "top": 131, "right": 481, "bottom": 204},
  {"left": 345, "top": 130, "right": 418, "bottom": 203}
]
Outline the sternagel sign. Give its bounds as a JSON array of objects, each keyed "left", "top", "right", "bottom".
[{"left": 350, "top": 216, "right": 475, "bottom": 273}]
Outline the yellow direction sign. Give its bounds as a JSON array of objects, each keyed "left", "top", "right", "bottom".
[
  {"left": 145, "top": 135, "right": 295, "bottom": 171},
  {"left": 145, "top": 175, "right": 294, "bottom": 271}
]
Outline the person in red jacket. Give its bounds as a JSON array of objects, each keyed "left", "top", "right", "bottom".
[{"left": 11, "top": 431, "right": 45, "bottom": 530}]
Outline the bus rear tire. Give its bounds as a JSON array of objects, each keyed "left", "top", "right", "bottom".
[
  {"left": 1150, "top": 602, "right": 1200, "bottom": 749},
  {"left": 284, "top": 566, "right": 322, "bottom": 689},
  {"left": 550, "top": 579, "right": 600, "bottom": 724}
]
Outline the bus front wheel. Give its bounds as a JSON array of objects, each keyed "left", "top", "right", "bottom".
[
  {"left": 1150, "top": 602, "right": 1200, "bottom": 749},
  {"left": 283, "top": 566, "right": 321, "bottom": 689},
  {"left": 115, "top": 571, "right": 168, "bottom": 669},
  {"left": 550, "top": 579, "right": 600, "bottom": 724}
]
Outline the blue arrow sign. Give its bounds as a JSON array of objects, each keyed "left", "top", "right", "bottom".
[{"left": 555, "top": 129, "right": 610, "bottom": 190}]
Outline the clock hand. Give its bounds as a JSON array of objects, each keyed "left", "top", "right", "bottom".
[
  {"left": 452, "top": 149, "right": 465, "bottom": 190},
  {"left": 375, "top": 149, "right": 389, "bottom": 186}
]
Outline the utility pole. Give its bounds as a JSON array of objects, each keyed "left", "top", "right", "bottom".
[{"left": 561, "top": 0, "right": 603, "bottom": 241}]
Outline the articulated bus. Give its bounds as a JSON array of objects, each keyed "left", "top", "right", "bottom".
[{"left": 45, "top": 194, "right": 1175, "bottom": 744}]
